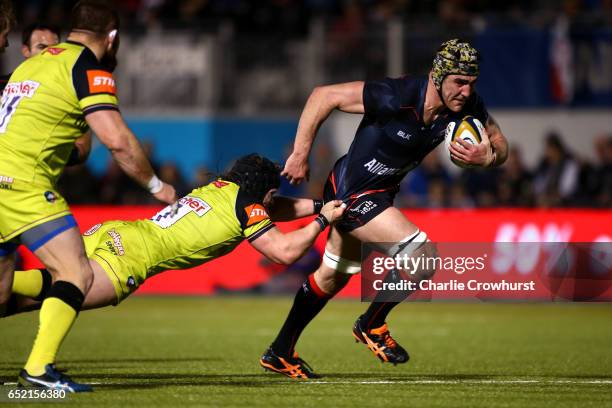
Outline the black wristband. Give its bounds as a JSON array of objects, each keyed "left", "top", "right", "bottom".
[
  {"left": 313, "top": 199, "right": 324, "bottom": 214},
  {"left": 314, "top": 213, "right": 329, "bottom": 231}
]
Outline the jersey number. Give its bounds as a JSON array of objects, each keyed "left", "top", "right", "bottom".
[{"left": 0, "top": 95, "right": 23, "bottom": 133}]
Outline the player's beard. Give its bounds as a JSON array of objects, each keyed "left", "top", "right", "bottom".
[{"left": 101, "top": 33, "right": 120, "bottom": 72}]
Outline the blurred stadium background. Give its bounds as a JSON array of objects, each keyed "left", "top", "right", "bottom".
[
  {"left": 1, "top": 2, "right": 611, "bottom": 405},
  {"left": 3, "top": 0, "right": 609, "bottom": 297}
]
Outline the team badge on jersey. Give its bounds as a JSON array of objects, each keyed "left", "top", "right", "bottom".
[
  {"left": 244, "top": 204, "right": 269, "bottom": 226},
  {"left": 213, "top": 180, "right": 229, "bottom": 188},
  {"left": 84, "top": 223, "right": 102, "bottom": 236},
  {"left": 44, "top": 191, "right": 57, "bottom": 203},
  {"left": 44, "top": 47, "right": 66, "bottom": 56},
  {"left": 86, "top": 70, "right": 116, "bottom": 94}
]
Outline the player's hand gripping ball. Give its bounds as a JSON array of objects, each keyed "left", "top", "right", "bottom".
[{"left": 444, "top": 116, "right": 485, "bottom": 168}]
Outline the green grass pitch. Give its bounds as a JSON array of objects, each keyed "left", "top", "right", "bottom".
[{"left": 1, "top": 297, "right": 611, "bottom": 407}]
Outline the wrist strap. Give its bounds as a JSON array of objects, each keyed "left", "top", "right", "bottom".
[
  {"left": 314, "top": 213, "right": 329, "bottom": 231},
  {"left": 313, "top": 199, "right": 324, "bottom": 214},
  {"left": 147, "top": 175, "right": 163, "bottom": 194}
]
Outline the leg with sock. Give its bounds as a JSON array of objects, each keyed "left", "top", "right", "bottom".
[
  {"left": 17, "top": 224, "right": 94, "bottom": 392},
  {"left": 360, "top": 269, "right": 414, "bottom": 331},
  {"left": 270, "top": 274, "right": 331, "bottom": 357},
  {"left": 23, "top": 281, "right": 84, "bottom": 376},
  {"left": 12, "top": 269, "right": 52, "bottom": 300},
  {"left": 353, "top": 230, "right": 435, "bottom": 365}
]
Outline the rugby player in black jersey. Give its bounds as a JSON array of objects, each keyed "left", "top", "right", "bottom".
[{"left": 260, "top": 39, "right": 509, "bottom": 379}]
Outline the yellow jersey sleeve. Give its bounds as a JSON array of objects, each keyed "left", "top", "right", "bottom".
[{"left": 70, "top": 46, "right": 119, "bottom": 115}]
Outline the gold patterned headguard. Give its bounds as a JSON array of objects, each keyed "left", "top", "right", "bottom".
[{"left": 431, "top": 39, "right": 480, "bottom": 91}]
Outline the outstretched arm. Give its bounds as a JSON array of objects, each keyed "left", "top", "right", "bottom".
[
  {"left": 85, "top": 110, "right": 177, "bottom": 204},
  {"left": 266, "top": 196, "right": 323, "bottom": 222},
  {"left": 283, "top": 81, "right": 365, "bottom": 185},
  {"left": 250, "top": 200, "right": 345, "bottom": 264}
]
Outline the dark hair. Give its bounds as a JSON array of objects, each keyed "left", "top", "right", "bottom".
[
  {"left": 22, "top": 23, "right": 61, "bottom": 47},
  {"left": 70, "top": 0, "right": 119, "bottom": 35},
  {"left": 222, "top": 154, "right": 281, "bottom": 201},
  {"left": 0, "top": 0, "right": 15, "bottom": 33}
]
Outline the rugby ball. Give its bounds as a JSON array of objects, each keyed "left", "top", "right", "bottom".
[{"left": 444, "top": 116, "right": 485, "bottom": 168}]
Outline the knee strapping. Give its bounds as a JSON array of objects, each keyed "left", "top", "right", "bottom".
[
  {"left": 323, "top": 249, "right": 361, "bottom": 275},
  {"left": 388, "top": 230, "right": 428, "bottom": 258}
]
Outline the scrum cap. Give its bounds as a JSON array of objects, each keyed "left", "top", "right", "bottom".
[{"left": 431, "top": 39, "right": 480, "bottom": 90}]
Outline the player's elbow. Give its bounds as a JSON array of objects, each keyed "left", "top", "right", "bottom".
[
  {"left": 272, "top": 249, "right": 296, "bottom": 266},
  {"left": 267, "top": 244, "right": 299, "bottom": 265},
  {"left": 310, "top": 85, "right": 329, "bottom": 104},
  {"left": 104, "top": 133, "right": 131, "bottom": 155}
]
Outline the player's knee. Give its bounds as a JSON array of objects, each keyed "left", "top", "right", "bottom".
[
  {"left": 315, "top": 250, "right": 359, "bottom": 294},
  {"left": 313, "top": 268, "right": 351, "bottom": 295},
  {"left": 46, "top": 260, "right": 94, "bottom": 294},
  {"left": 390, "top": 230, "right": 437, "bottom": 281},
  {"left": 417, "top": 240, "right": 438, "bottom": 281}
]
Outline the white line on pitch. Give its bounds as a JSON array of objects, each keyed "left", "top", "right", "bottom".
[{"left": 302, "top": 379, "right": 612, "bottom": 385}]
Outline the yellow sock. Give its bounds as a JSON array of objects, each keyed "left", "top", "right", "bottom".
[
  {"left": 12, "top": 269, "right": 44, "bottom": 298},
  {"left": 24, "top": 297, "right": 77, "bottom": 376}
]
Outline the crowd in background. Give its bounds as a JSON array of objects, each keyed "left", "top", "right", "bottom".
[
  {"left": 57, "top": 131, "right": 612, "bottom": 209},
  {"left": 13, "top": 0, "right": 612, "bottom": 34},
  {"left": 7, "top": 1, "right": 611, "bottom": 209}
]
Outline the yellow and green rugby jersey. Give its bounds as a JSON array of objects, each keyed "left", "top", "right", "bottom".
[
  {"left": 0, "top": 41, "right": 118, "bottom": 186},
  {"left": 87, "top": 180, "right": 275, "bottom": 289}
]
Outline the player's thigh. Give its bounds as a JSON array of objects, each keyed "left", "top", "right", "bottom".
[
  {"left": 33, "top": 226, "right": 93, "bottom": 292},
  {"left": 352, "top": 207, "right": 436, "bottom": 280},
  {"left": 350, "top": 206, "right": 419, "bottom": 243},
  {"left": 81, "top": 259, "right": 119, "bottom": 310}
]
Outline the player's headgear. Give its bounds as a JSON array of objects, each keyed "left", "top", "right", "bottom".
[
  {"left": 431, "top": 39, "right": 480, "bottom": 91},
  {"left": 223, "top": 154, "right": 281, "bottom": 201}
]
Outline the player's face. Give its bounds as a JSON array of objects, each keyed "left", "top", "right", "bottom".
[
  {"left": 24, "top": 29, "right": 60, "bottom": 58},
  {"left": 0, "top": 27, "right": 9, "bottom": 53},
  {"left": 442, "top": 74, "right": 477, "bottom": 112}
]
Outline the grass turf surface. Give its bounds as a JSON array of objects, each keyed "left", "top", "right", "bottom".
[{"left": 1, "top": 297, "right": 611, "bottom": 407}]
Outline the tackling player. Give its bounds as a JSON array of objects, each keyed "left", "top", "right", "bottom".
[
  {"left": 0, "top": 1, "right": 176, "bottom": 392},
  {"left": 260, "top": 39, "right": 509, "bottom": 378},
  {"left": 6, "top": 154, "right": 345, "bottom": 331}
]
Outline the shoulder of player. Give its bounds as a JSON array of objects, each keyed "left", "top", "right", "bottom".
[
  {"left": 388, "top": 75, "right": 427, "bottom": 107},
  {"left": 70, "top": 42, "right": 105, "bottom": 71},
  {"left": 234, "top": 187, "right": 270, "bottom": 229}
]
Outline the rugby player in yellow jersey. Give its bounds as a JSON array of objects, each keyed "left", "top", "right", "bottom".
[
  {"left": 0, "top": 1, "right": 176, "bottom": 392},
  {"left": 7, "top": 155, "right": 345, "bottom": 347}
]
